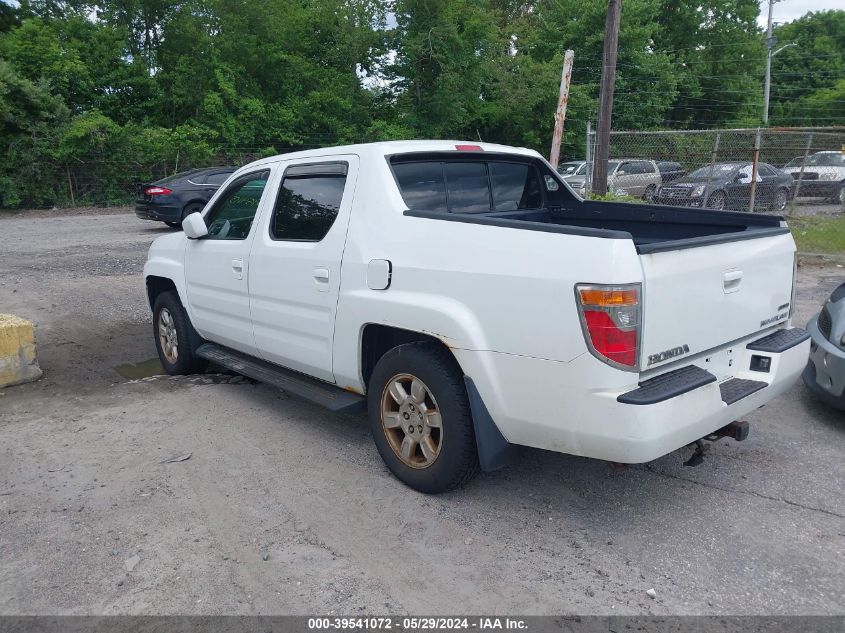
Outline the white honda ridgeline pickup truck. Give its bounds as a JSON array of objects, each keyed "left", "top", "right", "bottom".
[{"left": 144, "top": 141, "right": 810, "bottom": 493}]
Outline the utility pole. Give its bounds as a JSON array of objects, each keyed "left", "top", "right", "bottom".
[
  {"left": 762, "top": 0, "right": 776, "bottom": 126},
  {"left": 549, "top": 49, "right": 575, "bottom": 169},
  {"left": 592, "top": 0, "right": 622, "bottom": 196}
]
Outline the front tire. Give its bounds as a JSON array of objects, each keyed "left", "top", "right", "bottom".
[
  {"left": 152, "top": 291, "right": 207, "bottom": 375},
  {"left": 706, "top": 190, "right": 726, "bottom": 210},
  {"left": 367, "top": 342, "right": 479, "bottom": 493},
  {"left": 771, "top": 188, "right": 789, "bottom": 213}
]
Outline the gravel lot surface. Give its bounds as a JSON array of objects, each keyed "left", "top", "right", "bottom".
[{"left": 0, "top": 211, "right": 843, "bottom": 616}]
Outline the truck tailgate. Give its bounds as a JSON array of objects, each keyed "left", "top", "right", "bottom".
[{"left": 639, "top": 232, "right": 795, "bottom": 371}]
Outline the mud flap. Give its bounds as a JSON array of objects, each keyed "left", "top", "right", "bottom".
[{"left": 464, "top": 376, "right": 515, "bottom": 472}]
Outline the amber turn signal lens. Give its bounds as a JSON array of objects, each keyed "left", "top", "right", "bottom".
[{"left": 578, "top": 288, "right": 638, "bottom": 307}]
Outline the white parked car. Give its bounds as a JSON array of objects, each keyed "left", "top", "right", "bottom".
[
  {"left": 144, "top": 141, "right": 810, "bottom": 493},
  {"left": 783, "top": 151, "right": 845, "bottom": 205}
]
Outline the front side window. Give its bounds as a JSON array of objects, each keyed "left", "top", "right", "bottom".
[
  {"left": 205, "top": 171, "right": 269, "bottom": 240},
  {"left": 271, "top": 163, "right": 348, "bottom": 241}
]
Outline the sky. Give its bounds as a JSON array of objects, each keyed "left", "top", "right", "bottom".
[{"left": 757, "top": 0, "right": 843, "bottom": 29}]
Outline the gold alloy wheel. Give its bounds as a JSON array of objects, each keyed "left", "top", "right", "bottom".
[
  {"left": 380, "top": 373, "right": 443, "bottom": 469},
  {"left": 158, "top": 307, "right": 179, "bottom": 364}
]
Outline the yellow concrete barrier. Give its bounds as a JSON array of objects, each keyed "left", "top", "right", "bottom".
[{"left": 0, "top": 314, "right": 42, "bottom": 388}]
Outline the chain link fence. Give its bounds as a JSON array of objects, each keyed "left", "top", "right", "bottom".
[
  {"left": 43, "top": 146, "right": 314, "bottom": 210},
  {"left": 565, "top": 126, "right": 845, "bottom": 255}
]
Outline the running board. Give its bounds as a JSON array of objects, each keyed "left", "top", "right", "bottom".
[{"left": 196, "top": 343, "right": 366, "bottom": 414}]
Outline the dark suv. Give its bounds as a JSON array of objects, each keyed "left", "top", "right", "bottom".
[
  {"left": 136, "top": 167, "right": 236, "bottom": 228},
  {"left": 656, "top": 162, "right": 793, "bottom": 212}
]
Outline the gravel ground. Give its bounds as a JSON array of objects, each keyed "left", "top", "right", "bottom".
[{"left": 0, "top": 211, "right": 843, "bottom": 616}]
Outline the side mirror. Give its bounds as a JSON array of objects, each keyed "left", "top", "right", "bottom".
[
  {"left": 735, "top": 173, "right": 748, "bottom": 182},
  {"left": 182, "top": 212, "right": 208, "bottom": 239}
]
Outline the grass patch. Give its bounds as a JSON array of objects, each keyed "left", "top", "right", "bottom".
[{"left": 788, "top": 214, "right": 845, "bottom": 254}]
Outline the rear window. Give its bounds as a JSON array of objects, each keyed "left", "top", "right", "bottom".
[{"left": 392, "top": 159, "right": 543, "bottom": 214}]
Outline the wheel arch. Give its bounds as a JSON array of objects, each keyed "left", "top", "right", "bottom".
[
  {"left": 181, "top": 200, "right": 207, "bottom": 217},
  {"left": 360, "top": 323, "right": 512, "bottom": 473},
  {"left": 360, "top": 324, "right": 459, "bottom": 391},
  {"left": 145, "top": 275, "right": 178, "bottom": 310}
]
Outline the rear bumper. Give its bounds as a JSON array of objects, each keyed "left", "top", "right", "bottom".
[
  {"left": 135, "top": 201, "right": 182, "bottom": 222},
  {"left": 457, "top": 327, "right": 810, "bottom": 464},
  {"left": 802, "top": 314, "right": 845, "bottom": 409}
]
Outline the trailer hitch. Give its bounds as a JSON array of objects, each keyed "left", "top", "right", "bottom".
[{"left": 684, "top": 421, "right": 750, "bottom": 467}]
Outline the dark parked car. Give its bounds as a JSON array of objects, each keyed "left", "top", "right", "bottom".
[
  {"left": 135, "top": 167, "right": 236, "bottom": 228},
  {"left": 656, "top": 161, "right": 686, "bottom": 184},
  {"left": 656, "top": 162, "right": 793, "bottom": 212}
]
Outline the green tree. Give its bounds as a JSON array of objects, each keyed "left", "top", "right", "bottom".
[{"left": 769, "top": 10, "right": 845, "bottom": 127}]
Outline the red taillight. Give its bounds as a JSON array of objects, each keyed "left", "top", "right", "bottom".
[
  {"left": 144, "top": 186, "right": 172, "bottom": 196},
  {"left": 582, "top": 310, "right": 638, "bottom": 367},
  {"left": 455, "top": 144, "right": 483, "bottom": 151},
  {"left": 576, "top": 283, "right": 641, "bottom": 370}
]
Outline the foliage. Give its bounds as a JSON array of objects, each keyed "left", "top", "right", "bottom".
[
  {"left": 0, "top": 0, "right": 842, "bottom": 208},
  {"left": 789, "top": 215, "right": 845, "bottom": 255},
  {"left": 769, "top": 10, "right": 845, "bottom": 127}
]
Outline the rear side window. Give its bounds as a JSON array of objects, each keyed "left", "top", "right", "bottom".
[
  {"left": 271, "top": 163, "right": 348, "bottom": 241},
  {"left": 444, "top": 162, "right": 490, "bottom": 213},
  {"left": 489, "top": 163, "right": 542, "bottom": 211},
  {"left": 204, "top": 172, "right": 231, "bottom": 185},
  {"left": 393, "top": 162, "right": 447, "bottom": 212},
  {"left": 393, "top": 159, "right": 543, "bottom": 213}
]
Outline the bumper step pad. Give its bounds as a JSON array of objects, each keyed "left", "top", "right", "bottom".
[
  {"left": 719, "top": 378, "right": 767, "bottom": 405},
  {"left": 747, "top": 327, "right": 809, "bottom": 353},
  {"left": 618, "top": 365, "right": 717, "bottom": 405}
]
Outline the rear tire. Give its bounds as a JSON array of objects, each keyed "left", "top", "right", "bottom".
[
  {"left": 170, "top": 202, "right": 204, "bottom": 229},
  {"left": 367, "top": 342, "right": 479, "bottom": 493},
  {"left": 152, "top": 291, "right": 207, "bottom": 375},
  {"left": 643, "top": 184, "right": 657, "bottom": 202}
]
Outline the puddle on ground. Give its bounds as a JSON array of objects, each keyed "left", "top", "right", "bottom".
[
  {"left": 113, "top": 359, "right": 253, "bottom": 384},
  {"left": 113, "top": 358, "right": 165, "bottom": 379}
]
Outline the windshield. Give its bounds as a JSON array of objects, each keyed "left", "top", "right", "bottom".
[
  {"left": 788, "top": 153, "right": 845, "bottom": 168},
  {"left": 810, "top": 153, "right": 845, "bottom": 166},
  {"left": 558, "top": 162, "right": 583, "bottom": 176},
  {"left": 687, "top": 163, "right": 743, "bottom": 179}
]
